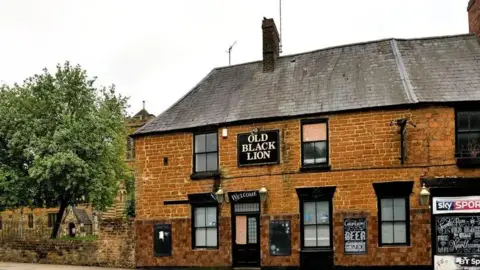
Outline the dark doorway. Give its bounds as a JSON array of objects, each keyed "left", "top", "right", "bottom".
[
  {"left": 68, "top": 223, "right": 76, "bottom": 237},
  {"left": 232, "top": 202, "right": 261, "bottom": 267}
]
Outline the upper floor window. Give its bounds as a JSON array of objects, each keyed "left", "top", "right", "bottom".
[
  {"left": 301, "top": 119, "right": 329, "bottom": 168},
  {"left": 126, "top": 136, "right": 135, "bottom": 160},
  {"left": 192, "top": 206, "right": 218, "bottom": 248},
  {"left": 194, "top": 132, "right": 218, "bottom": 173},
  {"left": 456, "top": 111, "right": 480, "bottom": 159}
]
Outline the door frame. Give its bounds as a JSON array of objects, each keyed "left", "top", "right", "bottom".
[{"left": 229, "top": 191, "right": 262, "bottom": 268}]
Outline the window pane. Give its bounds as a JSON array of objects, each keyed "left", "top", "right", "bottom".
[
  {"left": 303, "top": 123, "right": 327, "bottom": 142},
  {"left": 393, "top": 198, "right": 406, "bottom": 221},
  {"left": 195, "top": 154, "right": 206, "bottom": 172},
  {"left": 471, "top": 112, "right": 480, "bottom": 131},
  {"left": 206, "top": 207, "right": 216, "bottom": 227},
  {"left": 381, "top": 199, "right": 393, "bottom": 221},
  {"left": 206, "top": 153, "right": 218, "bottom": 171},
  {"left": 458, "top": 112, "right": 469, "bottom": 131},
  {"left": 235, "top": 216, "right": 247, "bottom": 244},
  {"left": 303, "top": 143, "right": 316, "bottom": 165},
  {"left": 206, "top": 133, "right": 217, "bottom": 152},
  {"left": 304, "top": 225, "right": 317, "bottom": 247},
  {"left": 314, "top": 142, "right": 327, "bottom": 164},
  {"left": 394, "top": 222, "right": 407, "bottom": 243},
  {"left": 195, "top": 228, "right": 206, "bottom": 246},
  {"left": 381, "top": 222, "right": 394, "bottom": 244},
  {"left": 317, "top": 225, "right": 330, "bottom": 246},
  {"left": 469, "top": 133, "right": 480, "bottom": 149},
  {"left": 195, "top": 134, "right": 206, "bottom": 153},
  {"left": 316, "top": 201, "right": 329, "bottom": 224},
  {"left": 248, "top": 217, "right": 258, "bottom": 244},
  {"left": 457, "top": 133, "right": 470, "bottom": 153},
  {"left": 194, "top": 207, "right": 205, "bottom": 227},
  {"left": 304, "top": 202, "right": 316, "bottom": 225},
  {"left": 206, "top": 228, "right": 217, "bottom": 247}
]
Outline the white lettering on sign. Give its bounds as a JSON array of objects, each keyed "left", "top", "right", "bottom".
[
  {"left": 240, "top": 132, "right": 277, "bottom": 162},
  {"left": 231, "top": 192, "right": 257, "bottom": 202}
]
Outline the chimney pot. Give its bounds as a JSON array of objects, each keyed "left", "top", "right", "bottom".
[{"left": 262, "top": 18, "right": 280, "bottom": 72}]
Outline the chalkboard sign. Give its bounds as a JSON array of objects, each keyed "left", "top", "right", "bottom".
[
  {"left": 154, "top": 224, "right": 172, "bottom": 256},
  {"left": 343, "top": 218, "right": 367, "bottom": 254},
  {"left": 269, "top": 220, "right": 291, "bottom": 256},
  {"left": 436, "top": 216, "right": 480, "bottom": 254}
]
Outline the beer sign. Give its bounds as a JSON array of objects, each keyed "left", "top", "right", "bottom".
[{"left": 237, "top": 130, "right": 280, "bottom": 166}]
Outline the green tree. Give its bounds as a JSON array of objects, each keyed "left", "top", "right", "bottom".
[{"left": 0, "top": 62, "right": 129, "bottom": 238}]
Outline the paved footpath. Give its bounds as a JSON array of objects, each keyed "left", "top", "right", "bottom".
[{"left": 0, "top": 262, "right": 129, "bottom": 270}]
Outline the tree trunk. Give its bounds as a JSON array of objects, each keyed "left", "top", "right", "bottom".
[{"left": 50, "top": 200, "right": 68, "bottom": 239}]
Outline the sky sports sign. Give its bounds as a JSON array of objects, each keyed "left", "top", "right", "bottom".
[{"left": 433, "top": 196, "right": 480, "bottom": 214}]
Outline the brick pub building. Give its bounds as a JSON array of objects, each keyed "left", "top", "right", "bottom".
[{"left": 133, "top": 2, "right": 480, "bottom": 269}]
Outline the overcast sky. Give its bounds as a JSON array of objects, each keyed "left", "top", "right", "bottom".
[{"left": 0, "top": 0, "right": 471, "bottom": 116}]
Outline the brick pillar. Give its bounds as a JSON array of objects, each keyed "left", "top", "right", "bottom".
[{"left": 468, "top": 0, "right": 480, "bottom": 36}]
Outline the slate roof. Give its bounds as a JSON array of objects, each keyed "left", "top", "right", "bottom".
[
  {"left": 135, "top": 34, "right": 480, "bottom": 135},
  {"left": 73, "top": 207, "right": 92, "bottom": 225}
]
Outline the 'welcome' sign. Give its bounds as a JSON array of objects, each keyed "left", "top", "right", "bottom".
[{"left": 237, "top": 130, "right": 280, "bottom": 166}]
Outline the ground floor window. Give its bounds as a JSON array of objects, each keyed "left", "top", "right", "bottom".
[
  {"left": 192, "top": 206, "right": 218, "bottom": 248},
  {"left": 47, "top": 213, "right": 57, "bottom": 228},
  {"left": 373, "top": 181, "right": 413, "bottom": 246}
]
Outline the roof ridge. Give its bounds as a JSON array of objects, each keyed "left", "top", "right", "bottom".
[
  {"left": 390, "top": 39, "right": 418, "bottom": 103},
  {"left": 134, "top": 68, "right": 218, "bottom": 134}
]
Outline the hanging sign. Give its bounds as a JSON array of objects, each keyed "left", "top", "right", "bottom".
[
  {"left": 343, "top": 218, "right": 367, "bottom": 254},
  {"left": 237, "top": 130, "right": 280, "bottom": 166}
]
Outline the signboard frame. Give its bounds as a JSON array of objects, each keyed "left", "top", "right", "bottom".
[
  {"left": 237, "top": 130, "right": 280, "bottom": 167},
  {"left": 343, "top": 217, "right": 367, "bottom": 255}
]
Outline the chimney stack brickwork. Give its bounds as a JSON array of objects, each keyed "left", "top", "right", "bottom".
[
  {"left": 469, "top": 0, "right": 480, "bottom": 37},
  {"left": 262, "top": 18, "right": 280, "bottom": 72}
]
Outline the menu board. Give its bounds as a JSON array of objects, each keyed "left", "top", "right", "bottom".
[
  {"left": 343, "top": 218, "right": 367, "bottom": 254},
  {"left": 436, "top": 216, "right": 480, "bottom": 254}
]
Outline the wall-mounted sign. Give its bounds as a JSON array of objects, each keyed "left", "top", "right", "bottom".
[
  {"left": 435, "top": 215, "right": 480, "bottom": 255},
  {"left": 433, "top": 196, "right": 480, "bottom": 214},
  {"left": 229, "top": 191, "right": 259, "bottom": 203},
  {"left": 343, "top": 218, "right": 367, "bottom": 254},
  {"left": 237, "top": 130, "right": 280, "bottom": 166},
  {"left": 269, "top": 220, "right": 291, "bottom": 256},
  {"left": 435, "top": 255, "right": 480, "bottom": 270}
]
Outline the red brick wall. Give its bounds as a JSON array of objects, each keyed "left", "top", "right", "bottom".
[
  {"left": 469, "top": 0, "right": 480, "bottom": 36},
  {"left": 134, "top": 105, "right": 480, "bottom": 267}
]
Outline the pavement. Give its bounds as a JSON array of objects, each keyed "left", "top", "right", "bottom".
[{"left": 0, "top": 262, "right": 129, "bottom": 270}]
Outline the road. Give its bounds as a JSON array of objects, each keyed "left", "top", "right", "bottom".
[{"left": 0, "top": 262, "right": 130, "bottom": 270}]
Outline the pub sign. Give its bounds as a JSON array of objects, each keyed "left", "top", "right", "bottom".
[{"left": 237, "top": 130, "right": 280, "bottom": 166}]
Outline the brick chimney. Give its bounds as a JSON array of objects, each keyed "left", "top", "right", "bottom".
[
  {"left": 262, "top": 18, "right": 280, "bottom": 72},
  {"left": 468, "top": 0, "right": 479, "bottom": 36}
]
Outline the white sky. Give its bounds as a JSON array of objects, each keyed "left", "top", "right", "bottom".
[{"left": 0, "top": 0, "right": 471, "bottom": 116}]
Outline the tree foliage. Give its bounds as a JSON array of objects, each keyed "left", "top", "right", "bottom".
[{"left": 0, "top": 62, "right": 130, "bottom": 237}]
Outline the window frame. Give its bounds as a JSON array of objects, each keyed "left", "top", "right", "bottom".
[
  {"left": 300, "top": 119, "right": 330, "bottom": 170},
  {"left": 27, "top": 214, "right": 34, "bottom": 229},
  {"left": 47, "top": 213, "right": 57, "bottom": 228},
  {"left": 373, "top": 181, "right": 413, "bottom": 247},
  {"left": 191, "top": 204, "right": 219, "bottom": 249},
  {"left": 377, "top": 196, "right": 410, "bottom": 246},
  {"left": 455, "top": 108, "right": 480, "bottom": 167},
  {"left": 192, "top": 131, "right": 219, "bottom": 174},
  {"left": 126, "top": 136, "right": 135, "bottom": 160},
  {"left": 300, "top": 199, "right": 333, "bottom": 249}
]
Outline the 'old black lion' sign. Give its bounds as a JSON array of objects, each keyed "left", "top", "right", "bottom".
[{"left": 237, "top": 130, "right": 280, "bottom": 166}]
